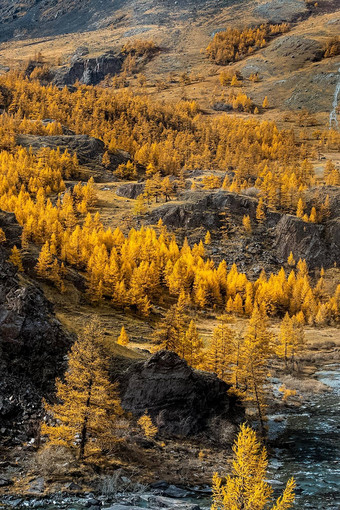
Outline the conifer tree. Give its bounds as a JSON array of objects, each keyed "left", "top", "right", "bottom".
[
  {"left": 102, "top": 151, "right": 111, "bottom": 168},
  {"left": 256, "top": 198, "right": 266, "bottom": 223},
  {"left": 133, "top": 195, "right": 148, "bottom": 217},
  {"left": 205, "top": 230, "right": 212, "bottom": 245},
  {"left": 211, "top": 423, "right": 295, "bottom": 510},
  {"left": 287, "top": 251, "right": 295, "bottom": 267},
  {"left": 262, "top": 96, "right": 269, "bottom": 109},
  {"left": 296, "top": 198, "right": 304, "bottom": 218},
  {"left": 42, "top": 320, "right": 123, "bottom": 460},
  {"left": 182, "top": 319, "right": 204, "bottom": 368},
  {"left": 242, "top": 214, "right": 252, "bottom": 233},
  {"left": 238, "top": 306, "right": 272, "bottom": 436},
  {"left": 117, "top": 326, "right": 129, "bottom": 346},
  {"left": 204, "top": 319, "right": 236, "bottom": 382},
  {"left": 309, "top": 206, "right": 317, "bottom": 223},
  {"left": 36, "top": 241, "right": 53, "bottom": 278},
  {"left": 9, "top": 245, "right": 24, "bottom": 272},
  {"left": 154, "top": 292, "right": 187, "bottom": 352},
  {"left": 138, "top": 412, "right": 158, "bottom": 439},
  {"left": 0, "top": 228, "right": 6, "bottom": 243}
]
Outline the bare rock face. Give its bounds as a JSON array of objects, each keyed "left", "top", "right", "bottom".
[
  {"left": 0, "top": 211, "right": 71, "bottom": 440},
  {"left": 116, "top": 183, "right": 145, "bottom": 200},
  {"left": 275, "top": 215, "right": 340, "bottom": 268},
  {"left": 53, "top": 52, "right": 123, "bottom": 86},
  {"left": 149, "top": 190, "right": 281, "bottom": 230},
  {"left": 119, "top": 350, "right": 243, "bottom": 438}
]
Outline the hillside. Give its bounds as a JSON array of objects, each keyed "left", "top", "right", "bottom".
[
  {"left": 0, "top": 0, "right": 339, "bottom": 508},
  {"left": 0, "top": 0, "right": 339, "bottom": 121}
]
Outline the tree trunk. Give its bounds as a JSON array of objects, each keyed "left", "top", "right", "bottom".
[
  {"left": 79, "top": 378, "right": 93, "bottom": 460},
  {"left": 251, "top": 365, "right": 265, "bottom": 438}
]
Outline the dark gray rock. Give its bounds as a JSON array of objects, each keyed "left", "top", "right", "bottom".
[
  {"left": 275, "top": 215, "right": 340, "bottom": 268},
  {"left": 149, "top": 190, "right": 280, "bottom": 230},
  {"left": 305, "top": 186, "right": 340, "bottom": 220},
  {"left": 28, "top": 477, "right": 45, "bottom": 494},
  {"left": 119, "top": 350, "right": 243, "bottom": 438},
  {"left": 147, "top": 495, "right": 200, "bottom": 509},
  {"left": 0, "top": 211, "right": 71, "bottom": 440},
  {"left": 163, "top": 485, "right": 192, "bottom": 498},
  {"left": 53, "top": 52, "right": 123, "bottom": 86},
  {"left": 150, "top": 189, "right": 340, "bottom": 268},
  {"left": 116, "top": 183, "right": 145, "bottom": 199},
  {"left": 106, "top": 506, "right": 145, "bottom": 510},
  {"left": 0, "top": 477, "right": 13, "bottom": 487}
]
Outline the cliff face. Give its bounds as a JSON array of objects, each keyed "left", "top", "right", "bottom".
[
  {"left": 0, "top": 211, "right": 71, "bottom": 441},
  {"left": 275, "top": 215, "right": 340, "bottom": 268}
]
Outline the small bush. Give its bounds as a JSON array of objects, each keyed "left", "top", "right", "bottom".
[{"left": 34, "top": 445, "right": 77, "bottom": 476}]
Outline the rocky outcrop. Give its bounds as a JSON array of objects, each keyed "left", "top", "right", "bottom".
[
  {"left": 119, "top": 350, "right": 243, "bottom": 438},
  {"left": 53, "top": 52, "right": 123, "bottom": 86},
  {"left": 149, "top": 190, "right": 280, "bottom": 230},
  {"left": 116, "top": 183, "right": 145, "bottom": 199},
  {"left": 275, "top": 215, "right": 340, "bottom": 268},
  {"left": 150, "top": 190, "right": 340, "bottom": 268},
  {"left": 16, "top": 134, "right": 106, "bottom": 165},
  {"left": 305, "top": 186, "right": 340, "bottom": 220},
  {"left": 0, "top": 211, "right": 71, "bottom": 440}
]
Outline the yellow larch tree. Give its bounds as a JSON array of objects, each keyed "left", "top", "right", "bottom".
[
  {"left": 117, "top": 326, "right": 129, "bottom": 346},
  {"left": 205, "top": 230, "right": 212, "bottom": 245},
  {"left": 138, "top": 412, "right": 158, "bottom": 439},
  {"left": 9, "top": 245, "right": 24, "bottom": 272},
  {"left": 262, "top": 96, "right": 269, "bottom": 108},
  {"left": 237, "top": 306, "right": 273, "bottom": 436},
  {"left": 203, "top": 319, "right": 236, "bottom": 382},
  {"left": 211, "top": 423, "right": 296, "bottom": 510},
  {"left": 0, "top": 228, "right": 6, "bottom": 243},
  {"left": 296, "top": 198, "right": 304, "bottom": 218},
  {"left": 36, "top": 240, "right": 53, "bottom": 278},
  {"left": 42, "top": 319, "right": 123, "bottom": 460},
  {"left": 242, "top": 215, "right": 252, "bottom": 233},
  {"left": 153, "top": 292, "right": 187, "bottom": 352},
  {"left": 182, "top": 319, "right": 204, "bottom": 368},
  {"left": 256, "top": 198, "right": 266, "bottom": 223},
  {"left": 287, "top": 252, "right": 295, "bottom": 267}
]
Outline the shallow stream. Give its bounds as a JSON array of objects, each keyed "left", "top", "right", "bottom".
[
  {"left": 268, "top": 365, "right": 340, "bottom": 510},
  {"left": 2, "top": 366, "right": 339, "bottom": 510}
]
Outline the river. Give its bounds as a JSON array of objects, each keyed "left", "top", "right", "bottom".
[
  {"left": 268, "top": 365, "right": 340, "bottom": 510},
  {"left": 1, "top": 366, "right": 339, "bottom": 510}
]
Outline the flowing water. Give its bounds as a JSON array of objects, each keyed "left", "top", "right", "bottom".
[
  {"left": 329, "top": 67, "right": 340, "bottom": 129},
  {"left": 268, "top": 365, "right": 340, "bottom": 510},
  {"left": 1, "top": 366, "right": 339, "bottom": 509}
]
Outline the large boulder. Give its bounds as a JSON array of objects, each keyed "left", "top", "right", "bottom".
[{"left": 119, "top": 350, "right": 243, "bottom": 438}]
